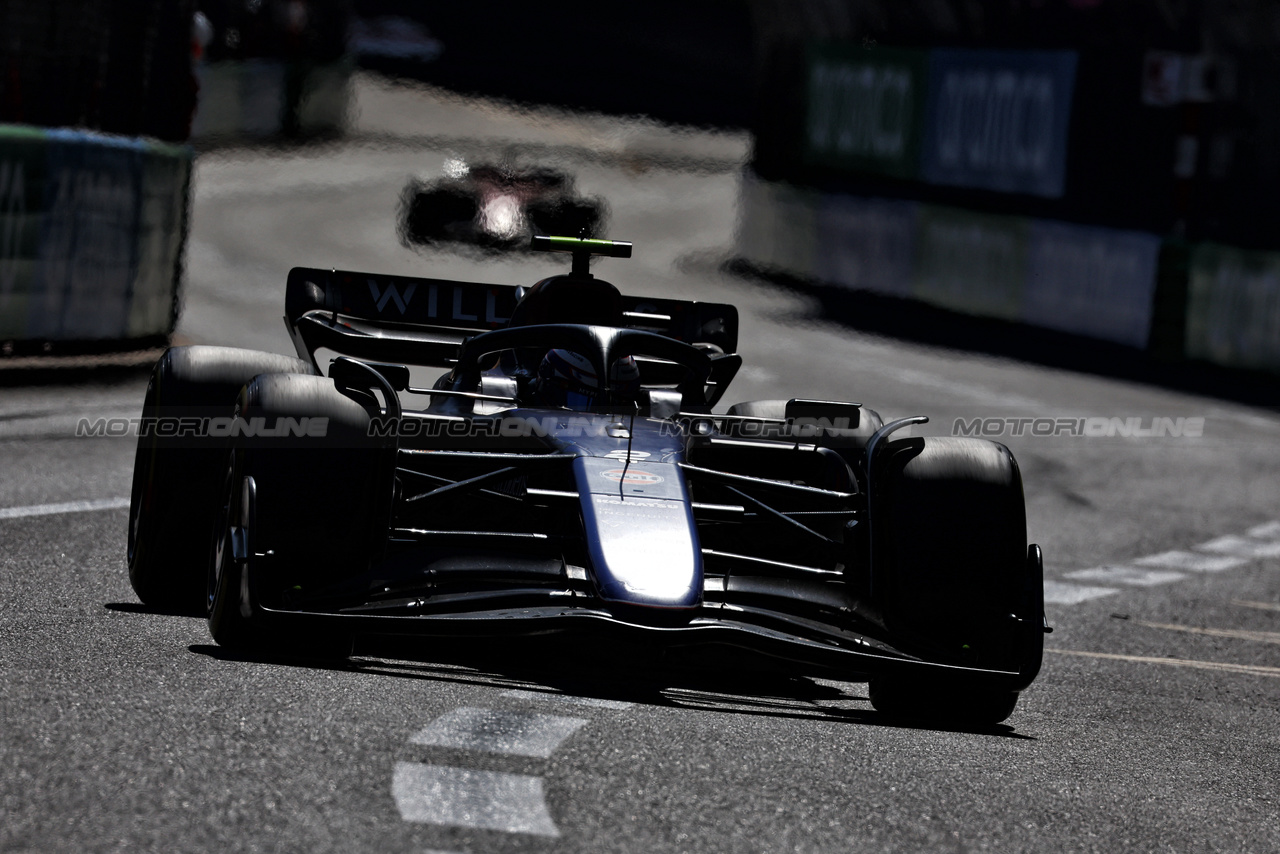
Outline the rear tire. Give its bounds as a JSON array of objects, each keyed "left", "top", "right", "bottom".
[
  {"left": 401, "top": 185, "right": 479, "bottom": 245},
  {"left": 128, "top": 346, "right": 315, "bottom": 612}
]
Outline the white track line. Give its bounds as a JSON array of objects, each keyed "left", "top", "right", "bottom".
[
  {"left": 1196, "top": 535, "right": 1280, "bottom": 560},
  {"left": 1131, "top": 620, "right": 1280, "bottom": 645},
  {"left": 1246, "top": 521, "right": 1280, "bottom": 541},
  {"left": 0, "top": 497, "right": 130, "bottom": 520},
  {"left": 392, "top": 763, "right": 560, "bottom": 836},
  {"left": 409, "top": 707, "right": 588, "bottom": 759},
  {"left": 1132, "top": 550, "right": 1248, "bottom": 572},
  {"left": 394, "top": 693, "right": 634, "bottom": 839},
  {"left": 1049, "top": 519, "right": 1280, "bottom": 605},
  {"left": 1044, "top": 581, "right": 1117, "bottom": 605},
  {"left": 1046, "top": 648, "right": 1280, "bottom": 678},
  {"left": 1233, "top": 599, "right": 1280, "bottom": 613},
  {"left": 0, "top": 410, "right": 137, "bottom": 439},
  {"left": 1064, "top": 566, "right": 1185, "bottom": 587}
]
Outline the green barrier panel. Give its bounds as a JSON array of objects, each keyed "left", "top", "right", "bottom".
[
  {"left": 1186, "top": 244, "right": 1280, "bottom": 373},
  {"left": 804, "top": 45, "right": 928, "bottom": 181},
  {"left": 35, "top": 129, "right": 144, "bottom": 340},
  {"left": 1147, "top": 239, "right": 1191, "bottom": 359},
  {"left": 913, "top": 205, "right": 1027, "bottom": 320},
  {"left": 0, "top": 124, "right": 190, "bottom": 344},
  {"left": 0, "top": 129, "right": 49, "bottom": 339},
  {"left": 130, "top": 145, "right": 190, "bottom": 337}
]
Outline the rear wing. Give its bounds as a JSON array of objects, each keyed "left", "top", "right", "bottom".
[{"left": 283, "top": 266, "right": 739, "bottom": 371}]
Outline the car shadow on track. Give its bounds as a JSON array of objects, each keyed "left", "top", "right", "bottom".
[{"left": 187, "top": 635, "right": 1034, "bottom": 739}]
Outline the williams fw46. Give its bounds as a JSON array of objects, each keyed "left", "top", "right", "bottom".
[{"left": 128, "top": 235, "right": 1048, "bottom": 725}]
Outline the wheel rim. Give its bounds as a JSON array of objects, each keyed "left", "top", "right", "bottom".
[
  {"left": 208, "top": 460, "right": 235, "bottom": 616},
  {"left": 128, "top": 375, "right": 159, "bottom": 570},
  {"left": 127, "top": 474, "right": 145, "bottom": 566},
  {"left": 127, "top": 446, "right": 153, "bottom": 568}
]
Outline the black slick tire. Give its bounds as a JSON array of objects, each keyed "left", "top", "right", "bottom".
[
  {"left": 206, "top": 372, "right": 391, "bottom": 658},
  {"left": 867, "top": 436, "right": 1041, "bottom": 726},
  {"left": 128, "top": 346, "right": 314, "bottom": 613}
]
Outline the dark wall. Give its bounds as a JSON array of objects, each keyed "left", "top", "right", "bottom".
[
  {"left": 197, "top": 0, "right": 351, "bottom": 63},
  {"left": 354, "top": 0, "right": 755, "bottom": 129},
  {"left": 0, "top": 0, "right": 198, "bottom": 141},
  {"left": 748, "top": 0, "right": 1280, "bottom": 248}
]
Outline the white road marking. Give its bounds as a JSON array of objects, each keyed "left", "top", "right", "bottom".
[
  {"left": 1132, "top": 620, "right": 1280, "bottom": 645},
  {"left": 1046, "top": 648, "right": 1280, "bottom": 678},
  {"left": 392, "top": 763, "right": 560, "bottom": 836},
  {"left": 1132, "top": 550, "right": 1248, "bottom": 572},
  {"left": 1064, "top": 565, "right": 1186, "bottom": 587},
  {"left": 734, "top": 366, "right": 774, "bottom": 383},
  {"left": 409, "top": 707, "right": 589, "bottom": 758},
  {"left": 501, "top": 689, "right": 634, "bottom": 710},
  {"left": 1247, "top": 521, "right": 1280, "bottom": 541},
  {"left": 0, "top": 497, "right": 130, "bottom": 520},
  {"left": 1048, "top": 519, "right": 1280, "bottom": 605},
  {"left": 1234, "top": 599, "right": 1280, "bottom": 613},
  {"left": 1196, "top": 535, "right": 1280, "bottom": 560},
  {"left": 0, "top": 409, "right": 138, "bottom": 439},
  {"left": 1044, "top": 581, "right": 1117, "bottom": 605}
]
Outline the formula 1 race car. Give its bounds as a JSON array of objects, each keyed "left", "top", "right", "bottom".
[
  {"left": 127, "top": 235, "right": 1047, "bottom": 725},
  {"left": 399, "top": 160, "right": 606, "bottom": 249}
]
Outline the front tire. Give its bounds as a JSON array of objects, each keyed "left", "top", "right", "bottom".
[
  {"left": 207, "top": 453, "right": 354, "bottom": 660},
  {"left": 206, "top": 372, "right": 391, "bottom": 658},
  {"left": 207, "top": 455, "right": 256, "bottom": 650},
  {"left": 867, "top": 437, "right": 1043, "bottom": 726}
]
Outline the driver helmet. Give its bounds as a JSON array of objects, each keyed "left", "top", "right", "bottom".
[{"left": 534, "top": 349, "right": 640, "bottom": 409}]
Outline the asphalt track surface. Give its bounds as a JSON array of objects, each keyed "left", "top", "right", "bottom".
[{"left": 2, "top": 76, "right": 1279, "bottom": 854}]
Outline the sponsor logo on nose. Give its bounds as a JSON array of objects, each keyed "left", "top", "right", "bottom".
[{"left": 600, "top": 468, "right": 664, "bottom": 485}]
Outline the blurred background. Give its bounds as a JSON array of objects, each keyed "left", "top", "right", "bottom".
[
  {"left": 5, "top": 11, "right": 1280, "bottom": 852},
  {"left": 1, "top": 0, "right": 1278, "bottom": 385}
]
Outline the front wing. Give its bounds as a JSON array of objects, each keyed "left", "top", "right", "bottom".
[{"left": 241, "top": 561, "right": 1030, "bottom": 686}]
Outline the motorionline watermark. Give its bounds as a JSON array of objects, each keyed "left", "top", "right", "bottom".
[
  {"left": 76, "top": 414, "right": 858, "bottom": 441},
  {"left": 369, "top": 415, "right": 854, "bottom": 439},
  {"left": 952, "top": 416, "right": 1206, "bottom": 439},
  {"left": 77, "top": 416, "right": 330, "bottom": 439}
]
